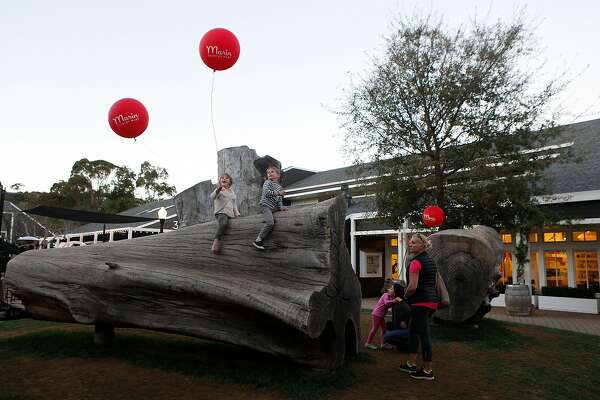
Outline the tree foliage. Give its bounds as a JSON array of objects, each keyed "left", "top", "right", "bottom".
[
  {"left": 136, "top": 161, "right": 176, "bottom": 201},
  {"left": 341, "top": 14, "right": 569, "bottom": 231},
  {"left": 7, "top": 159, "right": 177, "bottom": 233}
]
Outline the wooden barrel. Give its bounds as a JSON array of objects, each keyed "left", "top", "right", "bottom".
[{"left": 505, "top": 284, "right": 532, "bottom": 316}]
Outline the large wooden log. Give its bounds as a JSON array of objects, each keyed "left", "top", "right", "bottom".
[
  {"left": 5, "top": 196, "right": 361, "bottom": 369},
  {"left": 429, "top": 226, "right": 503, "bottom": 323}
]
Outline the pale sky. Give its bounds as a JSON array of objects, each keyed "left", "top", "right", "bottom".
[{"left": 1, "top": 0, "right": 598, "bottom": 194}]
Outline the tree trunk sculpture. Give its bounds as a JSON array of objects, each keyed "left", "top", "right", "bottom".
[
  {"left": 429, "top": 225, "right": 503, "bottom": 323},
  {"left": 5, "top": 196, "right": 361, "bottom": 369}
]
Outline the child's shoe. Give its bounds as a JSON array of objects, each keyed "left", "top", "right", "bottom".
[
  {"left": 211, "top": 239, "right": 220, "bottom": 254},
  {"left": 364, "top": 343, "right": 378, "bottom": 350},
  {"left": 253, "top": 240, "right": 265, "bottom": 250},
  {"left": 381, "top": 343, "right": 396, "bottom": 350}
]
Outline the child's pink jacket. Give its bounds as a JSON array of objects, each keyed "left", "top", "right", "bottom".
[{"left": 371, "top": 293, "right": 396, "bottom": 318}]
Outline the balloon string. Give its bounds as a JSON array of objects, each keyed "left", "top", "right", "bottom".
[{"left": 210, "top": 69, "right": 218, "bottom": 153}]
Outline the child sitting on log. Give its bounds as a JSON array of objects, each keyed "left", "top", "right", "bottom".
[
  {"left": 252, "top": 165, "right": 287, "bottom": 250},
  {"left": 210, "top": 173, "right": 240, "bottom": 254},
  {"left": 365, "top": 280, "right": 402, "bottom": 350}
]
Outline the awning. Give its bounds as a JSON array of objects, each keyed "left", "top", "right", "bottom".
[{"left": 23, "top": 206, "right": 157, "bottom": 224}]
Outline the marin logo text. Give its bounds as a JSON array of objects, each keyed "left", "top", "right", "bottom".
[
  {"left": 205, "top": 45, "right": 232, "bottom": 59},
  {"left": 112, "top": 113, "right": 140, "bottom": 127}
]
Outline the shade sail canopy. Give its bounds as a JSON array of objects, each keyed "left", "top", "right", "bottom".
[
  {"left": 253, "top": 155, "right": 282, "bottom": 177},
  {"left": 23, "top": 206, "right": 157, "bottom": 224}
]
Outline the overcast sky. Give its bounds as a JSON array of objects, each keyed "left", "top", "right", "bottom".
[{"left": 1, "top": 0, "right": 598, "bottom": 194}]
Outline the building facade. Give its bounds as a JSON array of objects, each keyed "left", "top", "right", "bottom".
[{"left": 283, "top": 119, "right": 600, "bottom": 302}]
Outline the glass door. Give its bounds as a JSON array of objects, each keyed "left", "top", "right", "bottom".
[
  {"left": 574, "top": 251, "right": 599, "bottom": 289},
  {"left": 544, "top": 251, "right": 568, "bottom": 287}
]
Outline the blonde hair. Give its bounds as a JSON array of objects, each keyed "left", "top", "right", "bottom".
[
  {"left": 266, "top": 165, "right": 280, "bottom": 175},
  {"left": 219, "top": 173, "right": 233, "bottom": 185},
  {"left": 411, "top": 233, "right": 432, "bottom": 251}
]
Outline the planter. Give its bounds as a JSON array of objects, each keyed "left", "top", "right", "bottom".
[
  {"left": 505, "top": 284, "right": 532, "bottom": 316},
  {"left": 491, "top": 293, "right": 505, "bottom": 307},
  {"left": 538, "top": 295, "right": 600, "bottom": 314}
]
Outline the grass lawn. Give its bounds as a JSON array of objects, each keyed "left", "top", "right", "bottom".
[{"left": 0, "top": 313, "right": 598, "bottom": 400}]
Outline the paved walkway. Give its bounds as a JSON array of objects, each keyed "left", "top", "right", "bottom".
[{"left": 362, "top": 298, "right": 600, "bottom": 337}]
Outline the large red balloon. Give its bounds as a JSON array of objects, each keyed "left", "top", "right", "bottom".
[
  {"left": 422, "top": 205, "right": 445, "bottom": 228},
  {"left": 199, "top": 28, "right": 240, "bottom": 71},
  {"left": 108, "top": 98, "right": 149, "bottom": 139}
]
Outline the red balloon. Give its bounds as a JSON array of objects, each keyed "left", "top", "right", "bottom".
[
  {"left": 422, "top": 206, "right": 445, "bottom": 228},
  {"left": 108, "top": 98, "right": 149, "bottom": 139},
  {"left": 199, "top": 28, "right": 240, "bottom": 71}
]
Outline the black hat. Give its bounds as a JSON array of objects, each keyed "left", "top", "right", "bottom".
[{"left": 393, "top": 283, "right": 405, "bottom": 298}]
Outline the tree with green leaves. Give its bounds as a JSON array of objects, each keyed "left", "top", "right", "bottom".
[
  {"left": 70, "top": 158, "right": 117, "bottom": 210},
  {"left": 341, "top": 14, "right": 569, "bottom": 238},
  {"left": 102, "top": 166, "right": 139, "bottom": 214},
  {"left": 136, "top": 161, "right": 176, "bottom": 201}
]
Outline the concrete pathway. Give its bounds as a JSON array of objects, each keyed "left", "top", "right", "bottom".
[{"left": 362, "top": 298, "right": 600, "bottom": 337}]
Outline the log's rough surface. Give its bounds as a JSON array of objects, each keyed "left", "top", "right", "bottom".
[
  {"left": 5, "top": 196, "right": 361, "bottom": 369},
  {"left": 429, "top": 226, "right": 503, "bottom": 323}
]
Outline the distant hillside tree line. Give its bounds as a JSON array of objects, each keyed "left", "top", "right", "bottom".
[{"left": 6, "top": 159, "right": 176, "bottom": 233}]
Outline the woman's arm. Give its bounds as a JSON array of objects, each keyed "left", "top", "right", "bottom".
[{"left": 405, "top": 271, "right": 419, "bottom": 298}]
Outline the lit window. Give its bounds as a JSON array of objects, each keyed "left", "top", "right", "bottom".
[
  {"left": 529, "top": 232, "right": 539, "bottom": 243},
  {"left": 543, "top": 232, "right": 567, "bottom": 242},
  {"left": 574, "top": 251, "right": 599, "bottom": 289},
  {"left": 544, "top": 251, "right": 569, "bottom": 287},
  {"left": 390, "top": 238, "right": 398, "bottom": 247},
  {"left": 572, "top": 230, "right": 597, "bottom": 242},
  {"left": 501, "top": 233, "right": 512, "bottom": 244}
]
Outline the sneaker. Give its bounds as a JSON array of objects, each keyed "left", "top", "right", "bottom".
[
  {"left": 364, "top": 343, "right": 378, "bottom": 350},
  {"left": 410, "top": 369, "right": 435, "bottom": 381},
  {"left": 253, "top": 240, "right": 265, "bottom": 250},
  {"left": 381, "top": 343, "right": 396, "bottom": 350},
  {"left": 399, "top": 362, "right": 417, "bottom": 373}
]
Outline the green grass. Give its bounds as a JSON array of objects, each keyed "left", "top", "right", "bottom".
[
  {"left": 1, "top": 318, "right": 599, "bottom": 400},
  {"left": 0, "top": 322, "right": 354, "bottom": 400},
  {"left": 446, "top": 320, "right": 600, "bottom": 400},
  {"left": 431, "top": 318, "right": 533, "bottom": 350}
]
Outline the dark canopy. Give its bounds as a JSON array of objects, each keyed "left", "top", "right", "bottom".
[
  {"left": 23, "top": 206, "right": 157, "bottom": 224},
  {"left": 253, "top": 155, "right": 282, "bottom": 178}
]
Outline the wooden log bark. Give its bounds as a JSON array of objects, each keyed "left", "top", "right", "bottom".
[
  {"left": 5, "top": 196, "right": 361, "bottom": 369},
  {"left": 429, "top": 226, "right": 503, "bottom": 323}
]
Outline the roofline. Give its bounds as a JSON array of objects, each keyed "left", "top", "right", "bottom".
[
  {"left": 283, "top": 166, "right": 317, "bottom": 173},
  {"left": 285, "top": 141, "right": 574, "bottom": 194},
  {"left": 536, "top": 190, "right": 600, "bottom": 204}
]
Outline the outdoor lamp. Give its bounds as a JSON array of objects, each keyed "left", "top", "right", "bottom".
[{"left": 158, "top": 207, "right": 167, "bottom": 233}]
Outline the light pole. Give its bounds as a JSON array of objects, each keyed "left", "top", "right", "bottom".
[{"left": 157, "top": 207, "right": 167, "bottom": 234}]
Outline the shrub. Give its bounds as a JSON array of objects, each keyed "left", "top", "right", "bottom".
[{"left": 540, "top": 286, "right": 599, "bottom": 299}]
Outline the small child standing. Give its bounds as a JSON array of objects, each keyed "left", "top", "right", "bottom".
[
  {"left": 253, "top": 165, "right": 287, "bottom": 250},
  {"left": 365, "top": 281, "right": 399, "bottom": 350},
  {"left": 210, "top": 173, "right": 240, "bottom": 254}
]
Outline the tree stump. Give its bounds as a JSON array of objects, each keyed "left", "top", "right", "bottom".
[
  {"left": 5, "top": 196, "right": 361, "bottom": 369},
  {"left": 429, "top": 226, "right": 503, "bottom": 323}
]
